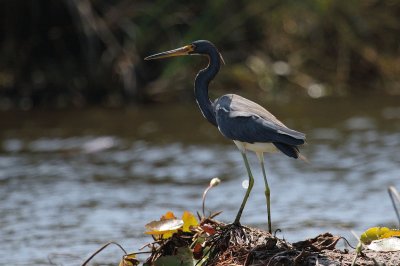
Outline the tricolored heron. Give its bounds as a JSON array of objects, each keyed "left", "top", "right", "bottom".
[{"left": 145, "top": 40, "right": 305, "bottom": 233}]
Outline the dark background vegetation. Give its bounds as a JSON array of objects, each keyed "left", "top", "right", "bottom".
[{"left": 1, "top": 0, "right": 400, "bottom": 109}]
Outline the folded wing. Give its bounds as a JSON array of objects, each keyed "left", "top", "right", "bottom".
[{"left": 214, "top": 94, "right": 306, "bottom": 158}]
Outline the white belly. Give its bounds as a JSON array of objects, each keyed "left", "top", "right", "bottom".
[{"left": 233, "top": 140, "right": 278, "bottom": 153}]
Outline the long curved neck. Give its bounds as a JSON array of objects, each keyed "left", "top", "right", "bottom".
[{"left": 194, "top": 50, "right": 220, "bottom": 127}]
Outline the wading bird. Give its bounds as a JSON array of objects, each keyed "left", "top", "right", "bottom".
[{"left": 145, "top": 40, "right": 305, "bottom": 233}]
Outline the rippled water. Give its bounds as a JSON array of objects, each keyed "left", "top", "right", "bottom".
[{"left": 1, "top": 96, "right": 400, "bottom": 265}]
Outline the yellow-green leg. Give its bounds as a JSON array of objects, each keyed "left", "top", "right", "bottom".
[
  {"left": 257, "top": 152, "right": 272, "bottom": 233},
  {"left": 234, "top": 152, "right": 254, "bottom": 225}
]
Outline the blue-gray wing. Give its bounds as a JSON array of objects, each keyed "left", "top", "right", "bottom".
[{"left": 214, "top": 94, "right": 305, "bottom": 146}]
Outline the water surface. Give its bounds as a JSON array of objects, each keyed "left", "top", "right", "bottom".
[{"left": 1, "top": 95, "right": 400, "bottom": 265}]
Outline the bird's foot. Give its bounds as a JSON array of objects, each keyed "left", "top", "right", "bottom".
[{"left": 218, "top": 222, "right": 248, "bottom": 243}]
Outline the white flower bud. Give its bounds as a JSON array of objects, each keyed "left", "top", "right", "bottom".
[{"left": 210, "top": 177, "right": 221, "bottom": 188}]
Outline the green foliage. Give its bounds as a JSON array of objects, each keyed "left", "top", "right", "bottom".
[
  {"left": 140, "top": 0, "right": 400, "bottom": 99},
  {"left": 1, "top": 0, "right": 400, "bottom": 107},
  {"left": 153, "top": 247, "right": 194, "bottom": 266}
]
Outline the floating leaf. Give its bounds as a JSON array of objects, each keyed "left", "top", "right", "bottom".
[
  {"left": 367, "top": 237, "right": 400, "bottom": 252},
  {"left": 119, "top": 253, "right": 140, "bottom": 266},
  {"left": 145, "top": 218, "right": 184, "bottom": 238},
  {"left": 182, "top": 211, "right": 198, "bottom": 232}
]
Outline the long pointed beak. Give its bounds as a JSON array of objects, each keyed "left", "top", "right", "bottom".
[{"left": 144, "top": 45, "right": 194, "bottom": 60}]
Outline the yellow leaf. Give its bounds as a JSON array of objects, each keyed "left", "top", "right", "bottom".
[
  {"left": 119, "top": 253, "right": 139, "bottom": 266},
  {"left": 162, "top": 211, "right": 176, "bottom": 220},
  {"left": 360, "top": 227, "right": 393, "bottom": 244},
  {"left": 144, "top": 211, "right": 197, "bottom": 239},
  {"left": 381, "top": 230, "right": 400, "bottom": 239},
  {"left": 161, "top": 230, "right": 176, "bottom": 239},
  {"left": 181, "top": 211, "right": 198, "bottom": 232}
]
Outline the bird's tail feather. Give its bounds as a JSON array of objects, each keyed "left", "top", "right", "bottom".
[
  {"left": 274, "top": 134, "right": 305, "bottom": 146},
  {"left": 273, "top": 142, "right": 308, "bottom": 162},
  {"left": 297, "top": 153, "right": 309, "bottom": 163}
]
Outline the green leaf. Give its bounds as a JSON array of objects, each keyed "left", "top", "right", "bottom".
[{"left": 154, "top": 247, "right": 194, "bottom": 266}]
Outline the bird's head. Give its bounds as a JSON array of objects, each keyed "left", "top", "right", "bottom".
[{"left": 145, "top": 40, "right": 225, "bottom": 64}]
